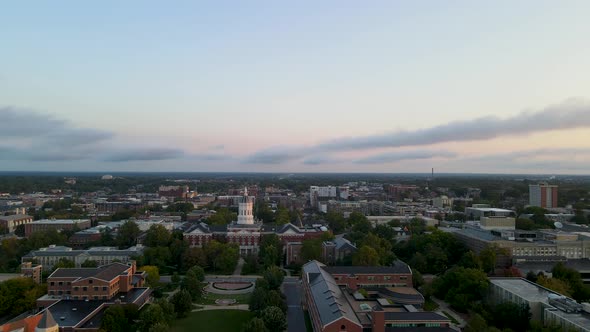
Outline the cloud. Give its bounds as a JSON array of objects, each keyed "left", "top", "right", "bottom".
[
  {"left": 302, "top": 156, "right": 344, "bottom": 165},
  {"left": 354, "top": 150, "right": 458, "bottom": 164},
  {"left": 244, "top": 98, "right": 590, "bottom": 164},
  {"left": 104, "top": 148, "right": 185, "bottom": 162}
]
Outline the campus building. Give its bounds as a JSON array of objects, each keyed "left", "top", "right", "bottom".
[
  {"left": 0, "top": 214, "right": 33, "bottom": 233},
  {"left": 489, "top": 278, "right": 590, "bottom": 332},
  {"left": 529, "top": 183, "right": 559, "bottom": 208},
  {"left": 302, "top": 260, "right": 451, "bottom": 332},
  {"left": 24, "top": 219, "right": 91, "bottom": 238},
  {"left": 22, "top": 245, "right": 145, "bottom": 271},
  {"left": 184, "top": 189, "right": 327, "bottom": 256}
]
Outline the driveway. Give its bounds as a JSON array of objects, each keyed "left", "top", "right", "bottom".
[{"left": 282, "top": 278, "right": 306, "bottom": 332}]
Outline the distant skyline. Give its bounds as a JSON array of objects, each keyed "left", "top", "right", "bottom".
[{"left": 1, "top": 1, "right": 590, "bottom": 174}]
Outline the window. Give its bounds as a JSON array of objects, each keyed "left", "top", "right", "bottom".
[
  {"left": 384, "top": 276, "right": 391, "bottom": 281},
  {"left": 89, "top": 279, "right": 93, "bottom": 284},
  {"left": 93, "top": 296, "right": 98, "bottom": 300},
  {"left": 94, "top": 286, "right": 99, "bottom": 291},
  {"left": 83, "top": 287, "right": 88, "bottom": 291},
  {"left": 74, "top": 286, "right": 79, "bottom": 291},
  {"left": 368, "top": 276, "right": 374, "bottom": 281},
  {"left": 50, "top": 282, "right": 55, "bottom": 286},
  {"left": 103, "top": 286, "right": 107, "bottom": 291},
  {"left": 341, "top": 325, "right": 346, "bottom": 330},
  {"left": 400, "top": 276, "right": 408, "bottom": 280},
  {"left": 58, "top": 282, "right": 63, "bottom": 286}
]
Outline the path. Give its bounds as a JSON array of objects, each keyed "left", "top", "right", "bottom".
[
  {"left": 233, "top": 257, "right": 245, "bottom": 276},
  {"left": 191, "top": 304, "right": 249, "bottom": 312},
  {"left": 282, "top": 277, "right": 305, "bottom": 332},
  {"left": 432, "top": 297, "right": 467, "bottom": 330}
]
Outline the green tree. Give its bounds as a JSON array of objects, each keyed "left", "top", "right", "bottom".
[
  {"left": 100, "top": 305, "right": 129, "bottom": 332},
  {"left": 170, "top": 289, "right": 193, "bottom": 318},
  {"left": 301, "top": 239, "right": 322, "bottom": 261},
  {"left": 491, "top": 302, "right": 531, "bottom": 331},
  {"left": 432, "top": 267, "right": 489, "bottom": 312},
  {"left": 138, "top": 304, "right": 166, "bottom": 332},
  {"left": 148, "top": 323, "right": 170, "bottom": 332},
  {"left": 249, "top": 287, "right": 269, "bottom": 314},
  {"left": 537, "top": 275, "right": 572, "bottom": 297},
  {"left": 171, "top": 272, "right": 181, "bottom": 285},
  {"left": 458, "top": 251, "right": 481, "bottom": 269},
  {"left": 263, "top": 265, "right": 284, "bottom": 290},
  {"left": 143, "top": 246, "right": 172, "bottom": 270},
  {"left": 260, "top": 306, "right": 287, "bottom": 332},
  {"left": 479, "top": 246, "right": 497, "bottom": 274},
  {"left": 154, "top": 298, "right": 175, "bottom": 325},
  {"left": 352, "top": 245, "right": 379, "bottom": 266},
  {"left": 275, "top": 207, "right": 290, "bottom": 225},
  {"left": 182, "top": 265, "right": 204, "bottom": 299},
  {"left": 54, "top": 258, "right": 75, "bottom": 269},
  {"left": 325, "top": 211, "right": 347, "bottom": 234},
  {"left": 81, "top": 260, "right": 98, "bottom": 267},
  {"left": 0, "top": 277, "right": 46, "bottom": 317},
  {"left": 259, "top": 234, "right": 283, "bottom": 267},
  {"left": 145, "top": 224, "right": 171, "bottom": 247},
  {"left": 139, "top": 265, "right": 160, "bottom": 287},
  {"left": 182, "top": 247, "right": 208, "bottom": 271},
  {"left": 116, "top": 221, "right": 140, "bottom": 248},
  {"left": 242, "top": 317, "right": 269, "bottom": 332}
]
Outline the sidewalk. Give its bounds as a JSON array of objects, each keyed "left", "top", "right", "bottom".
[
  {"left": 431, "top": 297, "right": 467, "bottom": 330},
  {"left": 191, "top": 304, "right": 249, "bottom": 312}
]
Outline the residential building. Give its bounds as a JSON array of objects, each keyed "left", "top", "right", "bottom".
[
  {"left": 0, "top": 214, "right": 33, "bottom": 233},
  {"left": 24, "top": 219, "right": 91, "bottom": 238},
  {"left": 21, "top": 262, "right": 43, "bottom": 284},
  {"left": 22, "top": 245, "right": 144, "bottom": 271},
  {"left": 530, "top": 183, "right": 559, "bottom": 208},
  {"left": 489, "top": 278, "right": 590, "bottom": 332}
]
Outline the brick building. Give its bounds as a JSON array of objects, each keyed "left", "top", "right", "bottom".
[
  {"left": 24, "top": 219, "right": 91, "bottom": 238},
  {"left": 0, "top": 214, "right": 33, "bottom": 233}
]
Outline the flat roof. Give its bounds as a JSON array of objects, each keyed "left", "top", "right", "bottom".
[
  {"left": 490, "top": 278, "right": 554, "bottom": 304},
  {"left": 33, "top": 219, "right": 90, "bottom": 224},
  {"left": 466, "top": 207, "right": 513, "bottom": 212}
]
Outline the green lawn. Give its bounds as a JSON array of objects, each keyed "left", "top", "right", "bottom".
[
  {"left": 197, "top": 292, "right": 252, "bottom": 305},
  {"left": 170, "top": 310, "right": 254, "bottom": 332}
]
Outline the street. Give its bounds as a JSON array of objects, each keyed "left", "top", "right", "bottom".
[{"left": 282, "top": 277, "right": 306, "bottom": 332}]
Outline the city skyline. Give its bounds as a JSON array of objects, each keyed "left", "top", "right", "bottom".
[{"left": 1, "top": 1, "right": 590, "bottom": 173}]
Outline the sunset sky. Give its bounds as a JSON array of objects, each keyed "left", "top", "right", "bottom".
[{"left": 1, "top": 1, "right": 590, "bottom": 173}]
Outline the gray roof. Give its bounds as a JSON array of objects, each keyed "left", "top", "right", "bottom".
[
  {"left": 0, "top": 214, "right": 31, "bottom": 221},
  {"left": 322, "top": 260, "right": 411, "bottom": 275},
  {"left": 37, "top": 309, "right": 58, "bottom": 328},
  {"left": 334, "top": 237, "right": 356, "bottom": 250},
  {"left": 302, "top": 260, "right": 361, "bottom": 327},
  {"left": 49, "top": 263, "right": 130, "bottom": 281},
  {"left": 384, "top": 311, "right": 450, "bottom": 321}
]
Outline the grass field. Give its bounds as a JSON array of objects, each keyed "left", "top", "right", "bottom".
[{"left": 170, "top": 310, "right": 254, "bottom": 332}]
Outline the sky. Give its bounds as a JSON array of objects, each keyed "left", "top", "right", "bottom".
[{"left": 1, "top": 1, "right": 590, "bottom": 174}]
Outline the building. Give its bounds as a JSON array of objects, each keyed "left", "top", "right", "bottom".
[
  {"left": 489, "top": 278, "right": 590, "bottom": 332},
  {"left": 322, "top": 236, "right": 357, "bottom": 265},
  {"left": 0, "top": 214, "right": 34, "bottom": 233},
  {"left": 302, "top": 261, "right": 451, "bottom": 332},
  {"left": 322, "top": 262, "right": 413, "bottom": 290},
  {"left": 21, "top": 262, "right": 43, "bottom": 284},
  {"left": 158, "top": 185, "right": 189, "bottom": 199},
  {"left": 480, "top": 216, "right": 516, "bottom": 230},
  {"left": 309, "top": 186, "right": 338, "bottom": 209},
  {"left": 465, "top": 205, "right": 514, "bottom": 220},
  {"left": 530, "top": 183, "right": 559, "bottom": 208},
  {"left": 22, "top": 245, "right": 145, "bottom": 271},
  {"left": 25, "top": 219, "right": 91, "bottom": 238},
  {"left": 184, "top": 189, "right": 328, "bottom": 256},
  {"left": 432, "top": 195, "right": 453, "bottom": 209},
  {"left": 35, "top": 262, "right": 150, "bottom": 332}
]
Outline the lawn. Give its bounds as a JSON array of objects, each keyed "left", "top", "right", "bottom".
[
  {"left": 170, "top": 310, "right": 254, "bottom": 332},
  {"left": 197, "top": 292, "right": 252, "bottom": 305}
]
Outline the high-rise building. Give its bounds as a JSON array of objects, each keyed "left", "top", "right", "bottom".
[{"left": 529, "top": 183, "right": 558, "bottom": 208}]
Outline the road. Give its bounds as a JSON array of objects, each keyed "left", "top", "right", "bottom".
[
  {"left": 160, "top": 275, "right": 261, "bottom": 283},
  {"left": 282, "top": 277, "right": 306, "bottom": 332}
]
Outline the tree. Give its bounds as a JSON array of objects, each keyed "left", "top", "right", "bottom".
[
  {"left": 259, "top": 234, "right": 283, "bottom": 267},
  {"left": 182, "top": 265, "right": 204, "bottom": 299},
  {"left": 138, "top": 304, "right": 166, "bottom": 332},
  {"left": 81, "top": 260, "right": 98, "bottom": 267},
  {"left": 491, "top": 302, "right": 531, "bottom": 331},
  {"left": 325, "top": 211, "right": 347, "bottom": 234},
  {"left": 171, "top": 272, "right": 181, "bottom": 285},
  {"left": 116, "top": 221, "right": 140, "bottom": 248},
  {"left": 352, "top": 246, "right": 379, "bottom": 266},
  {"left": 260, "top": 306, "right": 287, "bottom": 332},
  {"left": 458, "top": 251, "right": 481, "bottom": 269},
  {"left": 432, "top": 267, "right": 489, "bottom": 312},
  {"left": 0, "top": 277, "right": 46, "bottom": 317},
  {"left": 182, "top": 247, "right": 207, "bottom": 271},
  {"left": 142, "top": 246, "right": 172, "bottom": 270},
  {"left": 170, "top": 289, "right": 193, "bottom": 318},
  {"left": 301, "top": 239, "right": 322, "bottom": 262},
  {"left": 139, "top": 265, "right": 160, "bottom": 287},
  {"left": 242, "top": 317, "right": 268, "bottom": 332},
  {"left": 154, "top": 298, "right": 176, "bottom": 325},
  {"left": 263, "top": 265, "right": 284, "bottom": 290},
  {"left": 464, "top": 313, "right": 488, "bottom": 332},
  {"left": 145, "top": 224, "right": 171, "bottom": 247},
  {"left": 249, "top": 287, "right": 269, "bottom": 314},
  {"left": 479, "top": 246, "right": 497, "bottom": 274},
  {"left": 266, "top": 290, "right": 287, "bottom": 314},
  {"left": 275, "top": 207, "right": 290, "bottom": 225},
  {"left": 148, "top": 323, "right": 170, "bottom": 332},
  {"left": 100, "top": 305, "right": 129, "bottom": 332},
  {"left": 54, "top": 258, "right": 75, "bottom": 269},
  {"left": 14, "top": 224, "right": 25, "bottom": 237},
  {"left": 537, "top": 275, "right": 572, "bottom": 297}
]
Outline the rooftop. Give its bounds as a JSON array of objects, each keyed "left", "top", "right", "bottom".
[
  {"left": 0, "top": 214, "right": 32, "bottom": 221},
  {"left": 322, "top": 260, "right": 411, "bottom": 275},
  {"left": 48, "top": 262, "right": 131, "bottom": 281},
  {"left": 31, "top": 219, "right": 90, "bottom": 224}
]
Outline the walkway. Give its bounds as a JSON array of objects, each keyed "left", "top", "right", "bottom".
[
  {"left": 191, "top": 304, "right": 249, "bottom": 312},
  {"left": 432, "top": 297, "right": 467, "bottom": 330},
  {"left": 233, "top": 257, "right": 245, "bottom": 276}
]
